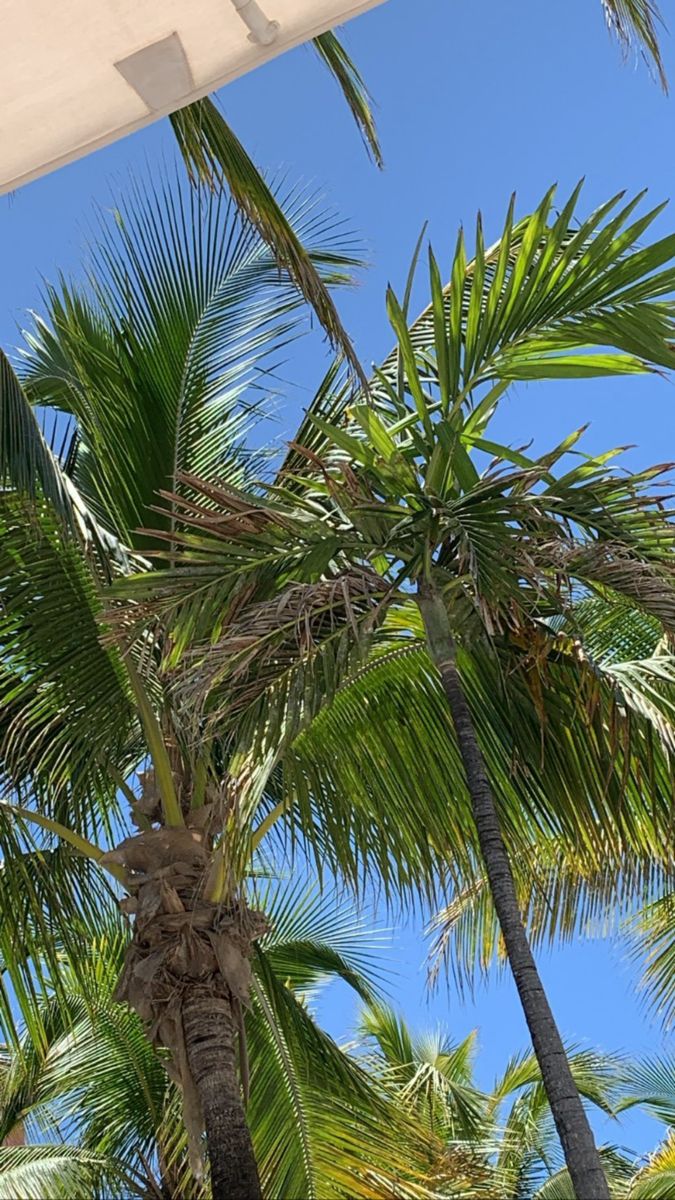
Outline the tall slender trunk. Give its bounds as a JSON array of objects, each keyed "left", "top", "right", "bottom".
[
  {"left": 417, "top": 581, "right": 609, "bottom": 1200},
  {"left": 183, "top": 992, "right": 262, "bottom": 1200}
]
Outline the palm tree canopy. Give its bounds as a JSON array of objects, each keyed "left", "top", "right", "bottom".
[
  {"left": 113, "top": 184, "right": 675, "bottom": 884},
  {"left": 425, "top": 594, "right": 675, "bottom": 998},
  {"left": 3, "top": 182, "right": 675, "bottom": 912},
  {"left": 0, "top": 882, "right": 442, "bottom": 1200},
  {"left": 358, "top": 1003, "right": 635, "bottom": 1198}
]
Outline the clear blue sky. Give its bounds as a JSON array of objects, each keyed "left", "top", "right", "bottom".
[{"left": 3, "top": 0, "right": 675, "bottom": 1160}]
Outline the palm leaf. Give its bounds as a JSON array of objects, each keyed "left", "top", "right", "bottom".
[
  {"left": 0, "top": 496, "right": 136, "bottom": 818},
  {"left": 628, "top": 896, "right": 675, "bottom": 1028},
  {"left": 602, "top": 0, "right": 666, "bottom": 89},
  {"left": 21, "top": 173, "right": 361, "bottom": 544},
  {"left": 358, "top": 1003, "right": 484, "bottom": 1140},
  {"left": 0, "top": 351, "right": 72, "bottom": 521},
  {"left": 0, "top": 351, "right": 119, "bottom": 560},
  {"left": 533, "top": 1147, "right": 634, "bottom": 1199},
  {"left": 250, "top": 952, "right": 436, "bottom": 1199},
  {"left": 312, "top": 31, "right": 382, "bottom": 167},
  {"left": 169, "top": 100, "right": 366, "bottom": 383},
  {"left": 0, "top": 1145, "right": 122, "bottom": 1200},
  {"left": 629, "top": 1131, "right": 675, "bottom": 1198},
  {"left": 256, "top": 876, "right": 387, "bottom": 1001}
]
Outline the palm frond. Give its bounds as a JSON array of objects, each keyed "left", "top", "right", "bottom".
[
  {"left": 250, "top": 952, "right": 436, "bottom": 1199},
  {"left": 602, "top": 0, "right": 666, "bottom": 89},
  {"left": 533, "top": 1146, "right": 634, "bottom": 1199},
  {"left": 0, "top": 1144, "right": 121, "bottom": 1200},
  {"left": 0, "top": 819, "right": 116, "bottom": 1051},
  {"left": 377, "top": 184, "right": 675, "bottom": 409},
  {"left": 256, "top": 876, "right": 388, "bottom": 1001},
  {"left": 621, "top": 1055, "right": 675, "bottom": 1126},
  {"left": 629, "top": 1130, "right": 675, "bottom": 1198},
  {"left": 428, "top": 848, "right": 666, "bottom": 996},
  {"left": 358, "top": 1002, "right": 484, "bottom": 1140},
  {"left": 0, "top": 351, "right": 72, "bottom": 522},
  {"left": 169, "top": 100, "right": 366, "bottom": 383},
  {"left": 21, "top": 173, "right": 361, "bottom": 544},
  {"left": 0, "top": 351, "right": 121, "bottom": 565},
  {"left": 0, "top": 496, "right": 136, "bottom": 817},
  {"left": 628, "top": 897, "right": 675, "bottom": 1028},
  {"left": 312, "top": 31, "right": 382, "bottom": 167}
]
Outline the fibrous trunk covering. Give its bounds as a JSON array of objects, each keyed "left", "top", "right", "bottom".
[{"left": 103, "top": 826, "right": 266, "bottom": 1194}]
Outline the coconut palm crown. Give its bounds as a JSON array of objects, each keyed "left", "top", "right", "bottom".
[
  {"left": 121, "top": 184, "right": 675, "bottom": 1195},
  {"left": 3, "top": 182, "right": 675, "bottom": 1195}
]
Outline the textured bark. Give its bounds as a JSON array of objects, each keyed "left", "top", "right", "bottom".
[
  {"left": 418, "top": 581, "right": 610, "bottom": 1200},
  {"left": 183, "top": 991, "right": 262, "bottom": 1200},
  {"left": 107, "top": 825, "right": 267, "bottom": 1199}
]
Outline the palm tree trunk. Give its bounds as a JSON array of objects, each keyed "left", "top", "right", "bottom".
[
  {"left": 417, "top": 581, "right": 610, "bottom": 1200},
  {"left": 182, "top": 992, "right": 262, "bottom": 1200}
]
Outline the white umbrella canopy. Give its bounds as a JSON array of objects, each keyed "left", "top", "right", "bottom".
[{"left": 1, "top": 0, "right": 385, "bottom": 193}]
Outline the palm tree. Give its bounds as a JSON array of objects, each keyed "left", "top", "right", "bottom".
[
  {"left": 133, "top": 185, "right": 675, "bottom": 1196},
  {"left": 0, "top": 171, "right": 497, "bottom": 1196},
  {"left": 428, "top": 593, "right": 675, "bottom": 993},
  {"left": 5, "top": 179, "right": 675, "bottom": 1196},
  {"left": 7, "top": 928, "right": 675, "bottom": 1200},
  {"left": 0, "top": 176, "right": 375, "bottom": 1198},
  {"left": 0, "top": 881, "right": 436, "bottom": 1200},
  {"left": 358, "top": 1003, "right": 635, "bottom": 1198},
  {"left": 360, "top": 1007, "right": 675, "bottom": 1199}
]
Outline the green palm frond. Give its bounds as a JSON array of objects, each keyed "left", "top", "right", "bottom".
[
  {"left": 376, "top": 183, "right": 675, "bottom": 401},
  {"left": 493, "top": 1047, "right": 624, "bottom": 1119},
  {"left": 0, "top": 1145, "right": 123, "bottom": 1200},
  {"left": 172, "top": 26, "right": 380, "bottom": 182},
  {"left": 0, "top": 352, "right": 123, "bottom": 559},
  {"left": 283, "top": 615, "right": 675, "bottom": 897},
  {"left": 427, "top": 589, "right": 675, "bottom": 991},
  {"left": 628, "top": 897, "right": 675, "bottom": 1028},
  {"left": 488, "top": 1045, "right": 625, "bottom": 1195},
  {"left": 169, "top": 100, "right": 366, "bottom": 383},
  {"left": 0, "top": 828, "right": 117, "bottom": 1050},
  {"left": 0, "top": 351, "right": 72, "bottom": 522},
  {"left": 567, "top": 596, "right": 663, "bottom": 665},
  {"left": 533, "top": 1147, "right": 635, "bottom": 1199},
  {"left": 358, "top": 1002, "right": 484, "bottom": 1140},
  {"left": 629, "top": 1131, "right": 675, "bottom": 1198},
  {"left": 428, "top": 851, "right": 665, "bottom": 996},
  {"left": 312, "top": 31, "right": 383, "bottom": 167},
  {"left": 20, "top": 174, "right": 361, "bottom": 544},
  {"left": 621, "top": 1055, "right": 675, "bottom": 1126},
  {"left": 354, "top": 1004, "right": 628, "bottom": 1198},
  {"left": 257, "top": 876, "right": 387, "bottom": 1001},
  {"left": 0, "top": 496, "right": 136, "bottom": 817},
  {"left": 250, "top": 953, "right": 437, "bottom": 1199},
  {"left": 278, "top": 357, "right": 353, "bottom": 486},
  {"left": 615, "top": 1065, "right": 675, "bottom": 1195},
  {"left": 165, "top": 22, "right": 380, "bottom": 376},
  {"left": 0, "top": 921, "right": 179, "bottom": 1198}
]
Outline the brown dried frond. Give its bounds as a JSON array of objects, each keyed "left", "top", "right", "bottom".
[{"left": 178, "top": 568, "right": 385, "bottom": 717}]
